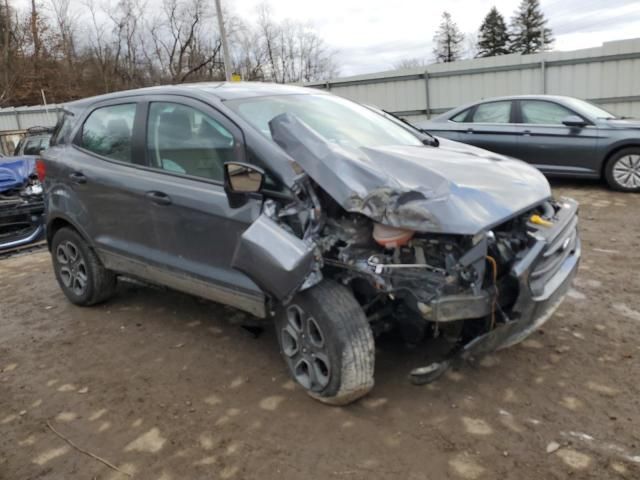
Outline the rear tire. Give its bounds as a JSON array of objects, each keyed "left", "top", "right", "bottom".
[
  {"left": 51, "top": 227, "right": 117, "bottom": 306},
  {"left": 275, "top": 280, "right": 375, "bottom": 405},
  {"left": 604, "top": 148, "right": 640, "bottom": 192}
]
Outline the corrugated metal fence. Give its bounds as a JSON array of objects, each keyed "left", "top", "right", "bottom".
[
  {"left": 306, "top": 38, "right": 640, "bottom": 122},
  {"left": 0, "top": 104, "right": 63, "bottom": 155},
  {"left": 0, "top": 104, "right": 63, "bottom": 131}
]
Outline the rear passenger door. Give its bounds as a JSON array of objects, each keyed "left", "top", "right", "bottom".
[
  {"left": 456, "top": 100, "right": 521, "bottom": 158},
  {"left": 138, "top": 97, "right": 265, "bottom": 311},
  {"left": 67, "top": 100, "right": 164, "bottom": 266},
  {"left": 514, "top": 100, "right": 600, "bottom": 175}
]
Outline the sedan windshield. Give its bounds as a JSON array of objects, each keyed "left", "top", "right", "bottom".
[
  {"left": 563, "top": 98, "right": 617, "bottom": 119},
  {"left": 225, "top": 94, "right": 424, "bottom": 149}
]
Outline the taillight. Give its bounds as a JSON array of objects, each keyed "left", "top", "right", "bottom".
[{"left": 35, "top": 158, "right": 46, "bottom": 181}]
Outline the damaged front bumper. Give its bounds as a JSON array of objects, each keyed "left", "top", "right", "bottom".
[
  {"left": 463, "top": 237, "right": 580, "bottom": 358},
  {"left": 0, "top": 198, "right": 45, "bottom": 251},
  {"left": 410, "top": 199, "right": 581, "bottom": 384}
]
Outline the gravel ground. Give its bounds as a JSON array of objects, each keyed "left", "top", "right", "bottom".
[{"left": 1, "top": 180, "right": 639, "bottom": 480}]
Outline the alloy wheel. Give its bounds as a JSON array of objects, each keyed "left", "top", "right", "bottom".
[
  {"left": 280, "top": 304, "right": 331, "bottom": 391},
  {"left": 612, "top": 154, "right": 640, "bottom": 189},
  {"left": 56, "top": 240, "right": 88, "bottom": 296}
]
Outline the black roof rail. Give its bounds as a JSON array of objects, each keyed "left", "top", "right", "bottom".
[{"left": 26, "top": 126, "right": 54, "bottom": 134}]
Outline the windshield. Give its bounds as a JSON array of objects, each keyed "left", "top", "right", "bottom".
[
  {"left": 225, "top": 94, "right": 424, "bottom": 149},
  {"left": 563, "top": 98, "right": 617, "bottom": 119}
]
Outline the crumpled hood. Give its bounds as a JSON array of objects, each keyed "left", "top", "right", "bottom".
[
  {"left": 0, "top": 156, "right": 36, "bottom": 193},
  {"left": 269, "top": 113, "right": 551, "bottom": 235}
]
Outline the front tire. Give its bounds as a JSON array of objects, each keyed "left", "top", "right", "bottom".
[
  {"left": 604, "top": 148, "right": 640, "bottom": 192},
  {"left": 51, "top": 227, "right": 116, "bottom": 306},
  {"left": 275, "top": 280, "right": 375, "bottom": 405}
]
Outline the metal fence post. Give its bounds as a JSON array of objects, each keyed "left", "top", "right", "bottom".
[{"left": 424, "top": 70, "right": 431, "bottom": 118}]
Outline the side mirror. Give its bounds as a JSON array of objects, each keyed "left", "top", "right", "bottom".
[
  {"left": 224, "top": 162, "right": 265, "bottom": 193},
  {"left": 562, "top": 115, "right": 588, "bottom": 128},
  {"left": 224, "top": 162, "right": 265, "bottom": 208}
]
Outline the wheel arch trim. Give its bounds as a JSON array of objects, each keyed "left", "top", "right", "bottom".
[{"left": 46, "top": 214, "right": 93, "bottom": 251}]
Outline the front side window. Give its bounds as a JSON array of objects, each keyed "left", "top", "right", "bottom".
[
  {"left": 470, "top": 101, "right": 512, "bottom": 123},
  {"left": 520, "top": 101, "right": 574, "bottom": 125},
  {"left": 226, "top": 94, "right": 423, "bottom": 150},
  {"left": 146, "top": 102, "right": 237, "bottom": 182},
  {"left": 80, "top": 104, "right": 136, "bottom": 162}
]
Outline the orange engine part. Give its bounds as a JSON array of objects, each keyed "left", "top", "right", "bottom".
[{"left": 372, "top": 223, "right": 415, "bottom": 249}]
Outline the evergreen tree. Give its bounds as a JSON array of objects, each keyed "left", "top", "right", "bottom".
[
  {"left": 433, "top": 12, "right": 464, "bottom": 63},
  {"left": 477, "top": 7, "right": 509, "bottom": 57},
  {"left": 508, "top": 0, "right": 554, "bottom": 54}
]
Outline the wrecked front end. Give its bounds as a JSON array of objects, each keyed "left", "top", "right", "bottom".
[
  {"left": 316, "top": 198, "right": 580, "bottom": 384},
  {"left": 231, "top": 112, "right": 580, "bottom": 383},
  {"left": 0, "top": 158, "right": 45, "bottom": 251}
]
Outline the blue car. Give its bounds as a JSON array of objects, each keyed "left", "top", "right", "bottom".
[{"left": 0, "top": 155, "right": 45, "bottom": 251}]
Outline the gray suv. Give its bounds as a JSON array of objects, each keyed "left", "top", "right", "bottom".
[{"left": 41, "top": 83, "right": 580, "bottom": 404}]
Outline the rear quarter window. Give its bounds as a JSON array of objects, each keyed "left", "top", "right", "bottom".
[
  {"left": 451, "top": 109, "right": 470, "bottom": 122},
  {"left": 50, "top": 113, "right": 76, "bottom": 146}
]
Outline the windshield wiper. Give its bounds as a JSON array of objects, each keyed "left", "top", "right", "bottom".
[{"left": 382, "top": 109, "right": 439, "bottom": 147}]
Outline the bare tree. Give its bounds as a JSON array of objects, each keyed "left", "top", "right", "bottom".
[
  {"left": 393, "top": 57, "right": 428, "bottom": 70},
  {"left": 251, "top": 4, "right": 336, "bottom": 83},
  {"left": 1, "top": 0, "right": 13, "bottom": 102},
  {"left": 0, "top": 0, "right": 338, "bottom": 105},
  {"left": 49, "top": 0, "right": 76, "bottom": 63}
]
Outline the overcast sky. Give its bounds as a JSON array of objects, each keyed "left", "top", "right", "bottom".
[
  {"left": 12, "top": 0, "right": 640, "bottom": 77},
  {"left": 229, "top": 0, "right": 640, "bottom": 76}
]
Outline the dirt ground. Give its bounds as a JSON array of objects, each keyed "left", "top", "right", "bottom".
[{"left": 1, "top": 180, "right": 639, "bottom": 480}]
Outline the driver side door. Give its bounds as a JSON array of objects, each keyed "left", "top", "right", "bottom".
[{"left": 139, "top": 96, "right": 267, "bottom": 316}]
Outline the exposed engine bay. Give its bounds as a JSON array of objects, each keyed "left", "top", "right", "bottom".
[{"left": 249, "top": 180, "right": 572, "bottom": 334}]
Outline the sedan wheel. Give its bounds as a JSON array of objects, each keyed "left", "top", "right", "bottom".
[
  {"left": 605, "top": 148, "right": 640, "bottom": 192},
  {"left": 612, "top": 154, "right": 640, "bottom": 189}
]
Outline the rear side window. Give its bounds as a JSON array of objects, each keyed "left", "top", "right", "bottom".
[
  {"left": 79, "top": 104, "right": 137, "bottom": 162},
  {"left": 23, "top": 138, "right": 43, "bottom": 155},
  {"left": 470, "top": 101, "right": 512, "bottom": 123},
  {"left": 146, "top": 102, "right": 238, "bottom": 182},
  {"left": 520, "top": 101, "right": 574, "bottom": 125}
]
